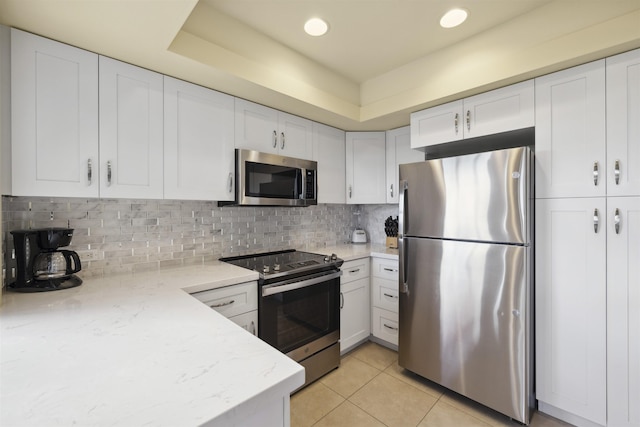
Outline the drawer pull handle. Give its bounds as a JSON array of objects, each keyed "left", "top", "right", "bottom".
[
  {"left": 211, "top": 299, "right": 235, "bottom": 308},
  {"left": 383, "top": 267, "right": 397, "bottom": 272},
  {"left": 383, "top": 323, "right": 398, "bottom": 331},
  {"left": 349, "top": 269, "right": 360, "bottom": 274},
  {"left": 614, "top": 208, "right": 621, "bottom": 235},
  {"left": 614, "top": 160, "right": 620, "bottom": 185},
  {"left": 383, "top": 293, "right": 398, "bottom": 299},
  {"left": 250, "top": 321, "right": 256, "bottom": 335},
  {"left": 593, "top": 208, "right": 599, "bottom": 234},
  {"left": 593, "top": 161, "right": 599, "bottom": 186}
]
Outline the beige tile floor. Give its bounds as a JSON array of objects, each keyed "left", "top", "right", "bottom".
[{"left": 291, "top": 342, "right": 573, "bottom": 427}]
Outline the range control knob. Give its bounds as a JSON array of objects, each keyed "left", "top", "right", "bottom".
[
  {"left": 331, "top": 253, "right": 338, "bottom": 261},
  {"left": 324, "top": 255, "right": 330, "bottom": 262},
  {"left": 263, "top": 265, "right": 270, "bottom": 273},
  {"left": 273, "top": 264, "right": 280, "bottom": 271}
]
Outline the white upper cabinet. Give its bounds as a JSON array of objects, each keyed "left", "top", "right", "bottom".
[
  {"left": 312, "top": 123, "right": 346, "bottom": 204},
  {"left": 535, "top": 60, "right": 606, "bottom": 199},
  {"left": 11, "top": 29, "right": 99, "bottom": 197},
  {"left": 164, "top": 76, "right": 235, "bottom": 201},
  {"left": 411, "top": 80, "right": 534, "bottom": 149},
  {"left": 385, "top": 126, "right": 424, "bottom": 204},
  {"left": 346, "top": 132, "right": 386, "bottom": 204},
  {"left": 606, "top": 48, "right": 640, "bottom": 197},
  {"left": 99, "top": 57, "right": 164, "bottom": 199},
  {"left": 235, "top": 98, "right": 313, "bottom": 160}
]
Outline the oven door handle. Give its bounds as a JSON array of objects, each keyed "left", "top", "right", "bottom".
[{"left": 262, "top": 271, "right": 342, "bottom": 297}]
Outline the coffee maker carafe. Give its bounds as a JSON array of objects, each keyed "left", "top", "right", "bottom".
[{"left": 10, "top": 228, "right": 82, "bottom": 292}]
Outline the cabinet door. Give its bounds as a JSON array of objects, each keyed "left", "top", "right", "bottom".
[
  {"left": 340, "top": 277, "right": 370, "bottom": 354},
  {"left": 99, "top": 57, "right": 163, "bottom": 199},
  {"left": 535, "top": 198, "right": 607, "bottom": 425},
  {"left": 463, "top": 80, "right": 534, "bottom": 139},
  {"left": 313, "top": 123, "right": 346, "bottom": 204},
  {"left": 11, "top": 29, "right": 99, "bottom": 197},
  {"left": 346, "top": 132, "right": 386, "bottom": 204},
  {"left": 607, "top": 48, "right": 640, "bottom": 197},
  {"left": 164, "top": 77, "right": 234, "bottom": 201},
  {"left": 410, "top": 100, "right": 463, "bottom": 149},
  {"left": 385, "top": 126, "right": 424, "bottom": 204},
  {"left": 234, "top": 98, "right": 279, "bottom": 154},
  {"left": 278, "top": 112, "right": 313, "bottom": 160},
  {"left": 535, "top": 60, "right": 606, "bottom": 198},
  {"left": 607, "top": 196, "right": 640, "bottom": 427}
]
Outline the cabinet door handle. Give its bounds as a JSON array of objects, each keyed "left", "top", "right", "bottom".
[
  {"left": 383, "top": 293, "right": 398, "bottom": 299},
  {"left": 383, "top": 267, "right": 397, "bottom": 273},
  {"left": 272, "top": 130, "right": 277, "bottom": 148},
  {"left": 383, "top": 323, "right": 399, "bottom": 331},
  {"left": 454, "top": 113, "right": 459, "bottom": 134},
  {"left": 593, "top": 208, "right": 599, "bottom": 233},
  {"left": 211, "top": 299, "right": 235, "bottom": 308},
  {"left": 228, "top": 172, "right": 233, "bottom": 193},
  {"left": 87, "top": 159, "right": 92, "bottom": 185},
  {"left": 349, "top": 269, "right": 360, "bottom": 274},
  {"left": 466, "top": 110, "right": 471, "bottom": 131},
  {"left": 349, "top": 185, "right": 352, "bottom": 198},
  {"left": 107, "top": 161, "right": 112, "bottom": 186},
  {"left": 281, "top": 132, "right": 285, "bottom": 149},
  {"left": 390, "top": 184, "right": 394, "bottom": 198},
  {"left": 614, "top": 208, "right": 621, "bottom": 235},
  {"left": 593, "top": 161, "right": 599, "bottom": 186},
  {"left": 614, "top": 160, "right": 620, "bottom": 185},
  {"left": 250, "top": 320, "right": 256, "bottom": 335},
  {"left": 340, "top": 292, "right": 344, "bottom": 309}
]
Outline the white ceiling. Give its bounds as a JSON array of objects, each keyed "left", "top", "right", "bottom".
[{"left": 1, "top": 0, "right": 639, "bottom": 131}]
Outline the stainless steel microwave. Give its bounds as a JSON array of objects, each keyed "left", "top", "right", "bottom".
[{"left": 220, "top": 149, "right": 317, "bottom": 207}]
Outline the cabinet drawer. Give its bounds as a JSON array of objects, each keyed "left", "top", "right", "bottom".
[
  {"left": 191, "top": 281, "right": 257, "bottom": 318},
  {"left": 371, "top": 257, "right": 399, "bottom": 280},
  {"left": 228, "top": 310, "right": 258, "bottom": 336},
  {"left": 372, "top": 307, "right": 399, "bottom": 346},
  {"left": 341, "top": 258, "right": 370, "bottom": 283},
  {"left": 372, "top": 277, "right": 399, "bottom": 313}
]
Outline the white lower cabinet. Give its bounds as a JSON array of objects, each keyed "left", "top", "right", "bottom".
[
  {"left": 536, "top": 198, "right": 607, "bottom": 426},
  {"left": 190, "top": 281, "right": 258, "bottom": 336},
  {"left": 370, "top": 257, "right": 399, "bottom": 348},
  {"left": 340, "top": 258, "right": 370, "bottom": 354}
]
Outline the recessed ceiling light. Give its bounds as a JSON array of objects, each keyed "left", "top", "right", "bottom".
[
  {"left": 304, "top": 18, "right": 328, "bottom": 36},
  {"left": 440, "top": 8, "right": 468, "bottom": 28}
]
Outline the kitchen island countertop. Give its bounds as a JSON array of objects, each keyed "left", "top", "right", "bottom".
[{"left": 0, "top": 261, "right": 304, "bottom": 427}]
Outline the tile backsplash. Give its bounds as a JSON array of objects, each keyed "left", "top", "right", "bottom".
[{"left": 2, "top": 196, "right": 363, "bottom": 283}]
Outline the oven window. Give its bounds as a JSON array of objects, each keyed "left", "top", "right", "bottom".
[
  {"left": 259, "top": 276, "right": 339, "bottom": 354},
  {"left": 245, "top": 162, "right": 302, "bottom": 199}
]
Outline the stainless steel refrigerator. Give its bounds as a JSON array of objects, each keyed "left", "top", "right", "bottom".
[{"left": 398, "top": 146, "right": 534, "bottom": 424}]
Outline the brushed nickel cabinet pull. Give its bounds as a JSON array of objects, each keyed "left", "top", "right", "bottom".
[
  {"left": 228, "top": 172, "right": 233, "bottom": 193},
  {"left": 466, "top": 110, "right": 471, "bottom": 131},
  {"left": 454, "top": 113, "right": 459, "bottom": 134},
  {"left": 614, "top": 160, "right": 620, "bottom": 185},
  {"left": 593, "top": 161, "right": 599, "bottom": 186},
  {"left": 340, "top": 292, "right": 344, "bottom": 309},
  {"left": 107, "top": 161, "right": 112, "bottom": 187},
  {"left": 272, "top": 130, "right": 277, "bottom": 148},
  {"left": 614, "top": 208, "right": 621, "bottom": 234},
  {"left": 593, "top": 208, "right": 599, "bottom": 233},
  {"left": 281, "top": 132, "right": 285, "bottom": 149},
  {"left": 349, "top": 185, "right": 352, "bottom": 198},
  {"left": 383, "top": 323, "right": 399, "bottom": 331},
  {"left": 87, "top": 159, "right": 92, "bottom": 185},
  {"left": 390, "top": 184, "right": 394, "bottom": 198},
  {"left": 211, "top": 299, "right": 235, "bottom": 308},
  {"left": 250, "top": 321, "right": 256, "bottom": 335},
  {"left": 383, "top": 293, "right": 398, "bottom": 299}
]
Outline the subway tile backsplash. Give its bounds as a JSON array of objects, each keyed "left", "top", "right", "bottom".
[{"left": 1, "top": 196, "right": 360, "bottom": 283}]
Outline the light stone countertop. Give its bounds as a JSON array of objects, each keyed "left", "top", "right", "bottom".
[
  {"left": 0, "top": 261, "right": 304, "bottom": 427},
  {"left": 0, "top": 244, "right": 397, "bottom": 426}
]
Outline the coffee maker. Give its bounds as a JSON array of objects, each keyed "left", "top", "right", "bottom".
[{"left": 9, "top": 228, "right": 82, "bottom": 292}]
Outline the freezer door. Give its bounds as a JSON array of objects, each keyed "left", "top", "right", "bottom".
[
  {"left": 398, "top": 237, "right": 532, "bottom": 424},
  {"left": 399, "top": 146, "right": 530, "bottom": 244}
]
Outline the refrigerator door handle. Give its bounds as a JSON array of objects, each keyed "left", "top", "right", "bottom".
[{"left": 399, "top": 180, "right": 409, "bottom": 294}]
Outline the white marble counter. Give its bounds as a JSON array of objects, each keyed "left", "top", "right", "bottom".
[{"left": 0, "top": 262, "right": 304, "bottom": 427}]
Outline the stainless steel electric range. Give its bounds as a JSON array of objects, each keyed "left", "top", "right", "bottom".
[{"left": 220, "top": 249, "right": 344, "bottom": 389}]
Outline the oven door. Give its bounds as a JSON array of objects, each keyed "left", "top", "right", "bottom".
[{"left": 259, "top": 270, "right": 341, "bottom": 360}]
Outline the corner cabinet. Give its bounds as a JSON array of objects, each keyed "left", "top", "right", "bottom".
[
  {"left": 99, "top": 57, "right": 164, "bottom": 199},
  {"left": 190, "top": 281, "right": 259, "bottom": 336},
  {"left": 164, "top": 76, "right": 235, "bottom": 201},
  {"left": 10, "top": 28, "right": 99, "bottom": 197},
  {"left": 385, "top": 126, "right": 424, "bottom": 204},
  {"left": 234, "top": 98, "right": 313, "bottom": 160},
  {"left": 410, "top": 80, "right": 534, "bottom": 149},
  {"left": 313, "top": 123, "right": 346, "bottom": 204},
  {"left": 339, "top": 258, "right": 371, "bottom": 354},
  {"left": 345, "top": 132, "right": 386, "bottom": 204}
]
